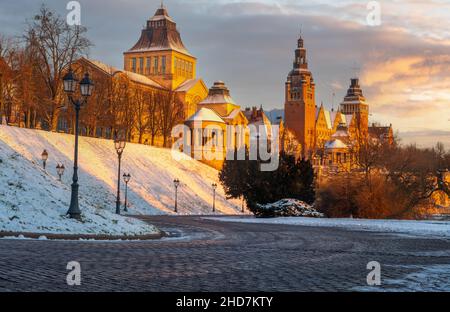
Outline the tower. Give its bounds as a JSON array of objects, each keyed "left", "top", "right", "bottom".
[
  {"left": 123, "top": 4, "right": 197, "bottom": 90},
  {"left": 340, "top": 78, "right": 369, "bottom": 137},
  {"left": 284, "top": 35, "right": 316, "bottom": 157}
]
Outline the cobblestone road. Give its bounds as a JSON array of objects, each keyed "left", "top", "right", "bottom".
[{"left": 0, "top": 216, "right": 449, "bottom": 291}]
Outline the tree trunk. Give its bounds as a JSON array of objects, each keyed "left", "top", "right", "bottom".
[{"left": 50, "top": 106, "right": 60, "bottom": 132}]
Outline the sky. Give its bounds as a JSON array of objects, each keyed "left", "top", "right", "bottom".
[{"left": 0, "top": 0, "right": 449, "bottom": 148}]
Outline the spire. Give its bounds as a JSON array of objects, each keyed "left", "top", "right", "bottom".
[{"left": 297, "top": 25, "right": 304, "bottom": 48}]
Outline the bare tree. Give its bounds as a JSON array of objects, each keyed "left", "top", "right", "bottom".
[
  {"left": 24, "top": 5, "right": 91, "bottom": 131},
  {"left": 0, "top": 36, "right": 18, "bottom": 124},
  {"left": 132, "top": 88, "right": 149, "bottom": 144},
  {"left": 158, "top": 90, "right": 184, "bottom": 147},
  {"left": 147, "top": 91, "right": 161, "bottom": 145}
]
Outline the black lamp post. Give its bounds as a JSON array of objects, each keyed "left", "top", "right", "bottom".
[
  {"left": 212, "top": 183, "right": 217, "bottom": 213},
  {"left": 41, "top": 150, "right": 48, "bottom": 169},
  {"left": 63, "top": 68, "right": 94, "bottom": 220},
  {"left": 123, "top": 173, "right": 131, "bottom": 212},
  {"left": 173, "top": 179, "right": 180, "bottom": 213},
  {"left": 114, "top": 136, "right": 126, "bottom": 215},
  {"left": 56, "top": 164, "right": 65, "bottom": 181}
]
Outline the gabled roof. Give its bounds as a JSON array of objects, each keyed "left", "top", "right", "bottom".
[
  {"left": 79, "top": 58, "right": 165, "bottom": 89},
  {"left": 175, "top": 79, "right": 205, "bottom": 92},
  {"left": 315, "top": 105, "right": 332, "bottom": 129},
  {"left": 187, "top": 108, "right": 225, "bottom": 123},
  {"left": 223, "top": 108, "right": 242, "bottom": 121}
]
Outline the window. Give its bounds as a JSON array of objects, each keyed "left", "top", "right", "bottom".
[
  {"left": 146, "top": 57, "right": 151, "bottom": 75},
  {"left": 161, "top": 56, "right": 166, "bottom": 74},
  {"left": 174, "top": 58, "right": 178, "bottom": 75},
  {"left": 131, "top": 58, "right": 136, "bottom": 72},
  {"left": 154, "top": 56, "right": 159, "bottom": 74},
  {"left": 139, "top": 57, "right": 144, "bottom": 74}
]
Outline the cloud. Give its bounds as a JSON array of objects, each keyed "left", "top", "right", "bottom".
[{"left": 0, "top": 0, "right": 449, "bottom": 147}]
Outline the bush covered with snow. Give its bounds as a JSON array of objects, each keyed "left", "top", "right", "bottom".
[{"left": 253, "top": 199, "right": 324, "bottom": 218}]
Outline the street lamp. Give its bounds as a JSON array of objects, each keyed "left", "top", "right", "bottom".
[
  {"left": 63, "top": 68, "right": 94, "bottom": 220},
  {"left": 56, "top": 164, "right": 65, "bottom": 181},
  {"left": 41, "top": 150, "right": 48, "bottom": 169},
  {"left": 123, "top": 173, "right": 131, "bottom": 212},
  {"left": 114, "top": 135, "right": 126, "bottom": 215},
  {"left": 212, "top": 183, "right": 217, "bottom": 213},
  {"left": 173, "top": 179, "right": 180, "bottom": 213}
]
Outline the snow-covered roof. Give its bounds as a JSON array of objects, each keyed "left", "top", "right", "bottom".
[
  {"left": 200, "top": 94, "right": 237, "bottom": 105},
  {"left": 187, "top": 108, "right": 225, "bottom": 123},
  {"left": 80, "top": 58, "right": 165, "bottom": 89},
  {"left": 223, "top": 108, "right": 242, "bottom": 120},
  {"left": 199, "top": 81, "right": 238, "bottom": 106},
  {"left": 325, "top": 139, "right": 347, "bottom": 149},
  {"left": 83, "top": 59, "right": 122, "bottom": 76},
  {"left": 175, "top": 79, "right": 200, "bottom": 92}
]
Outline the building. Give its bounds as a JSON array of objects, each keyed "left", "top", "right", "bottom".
[
  {"left": 123, "top": 4, "right": 208, "bottom": 119},
  {"left": 184, "top": 81, "right": 250, "bottom": 169},
  {"left": 284, "top": 35, "right": 316, "bottom": 157},
  {"left": 283, "top": 35, "right": 393, "bottom": 170}
]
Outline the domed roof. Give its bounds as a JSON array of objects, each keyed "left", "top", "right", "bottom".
[
  {"left": 187, "top": 108, "right": 225, "bottom": 123},
  {"left": 325, "top": 139, "right": 348, "bottom": 149}
]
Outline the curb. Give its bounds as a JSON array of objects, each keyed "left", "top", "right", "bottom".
[{"left": 0, "top": 230, "right": 166, "bottom": 241}]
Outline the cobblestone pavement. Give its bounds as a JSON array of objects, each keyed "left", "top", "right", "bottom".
[{"left": 0, "top": 216, "right": 449, "bottom": 291}]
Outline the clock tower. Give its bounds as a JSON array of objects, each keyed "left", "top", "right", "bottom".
[{"left": 284, "top": 35, "right": 316, "bottom": 157}]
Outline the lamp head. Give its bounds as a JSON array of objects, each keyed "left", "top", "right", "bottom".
[
  {"left": 63, "top": 68, "right": 77, "bottom": 94},
  {"left": 80, "top": 72, "right": 94, "bottom": 97}
]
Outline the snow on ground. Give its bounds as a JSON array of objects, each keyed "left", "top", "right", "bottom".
[
  {"left": 0, "top": 125, "right": 240, "bottom": 235},
  {"left": 207, "top": 216, "right": 450, "bottom": 238},
  {"left": 0, "top": 134, "right": 158, "bottom": 236}
]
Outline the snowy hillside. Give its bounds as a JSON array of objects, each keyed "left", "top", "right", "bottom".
[
  {"left": 0, "top": 125, "right": 241, "bottom": 219},
  {"left": 0, "top": 129, "right": 159, "bottom": 235}
]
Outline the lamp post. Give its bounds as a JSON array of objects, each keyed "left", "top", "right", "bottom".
[
  {"left": 63, "top": 68, "right": 94, "bottom": 220},
  {"left": 123, "top": 173, "right": 131, "bottom": 212},
  {"left": 41, "top": 150, "right": 48, "bottom": 169},
  {"left": 114, "top": 135, "right": 126, "bottom": 215},
  {"left": 56, "top": 164, "right": 65, "bottom": 181},
  {"left": 212, "top": 183, "right": 217, "bottom": 213},
  {"left": 173, "top": 179, "right": 180, "bottom": 213}
]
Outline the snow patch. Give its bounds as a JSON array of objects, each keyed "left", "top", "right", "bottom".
[{"left": 208, "top": 216, "right": 450, "bottom": 238}]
